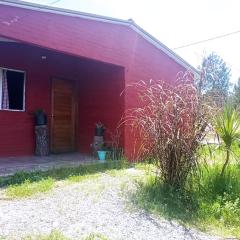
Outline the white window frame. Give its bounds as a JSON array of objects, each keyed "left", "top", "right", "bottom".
[{"left": 0, "top": 67, "right": 26, "bottom": 112}]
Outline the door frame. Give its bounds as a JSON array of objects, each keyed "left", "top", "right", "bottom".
[{"left": 50, "top": 77, "right": 78, "bottom": 153}]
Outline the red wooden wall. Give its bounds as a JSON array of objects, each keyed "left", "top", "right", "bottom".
[
  {"left": 0, "top": 4, "right": 187, "bottom": 158},
  {"left": 0, "top": 42, "right": 124, "bottom": 157}
]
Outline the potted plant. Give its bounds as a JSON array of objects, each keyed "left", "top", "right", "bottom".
[
  {"left": 34, "top": 108, "right": 47, "bottom": 126},
  {"left": 95, "top": 122, "right": 105, "bottom": 136}
]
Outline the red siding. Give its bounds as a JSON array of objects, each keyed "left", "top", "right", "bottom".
[
  {"left": 124, "top": 34, "right": 186, "bottom": 158},
  {"left": 0, "top": 43, "right": 124, "bottom": 157},
  {"left": 0, "top": 5, "right": 132, "bottom": 67},
  {"left": 0, "top": 5, "right": 186, "bottom": 159},
  {"left": 78, "top": 61, "right": 124, "bottom": 153}
]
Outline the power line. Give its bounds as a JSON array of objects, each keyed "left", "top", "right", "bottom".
[
  {"left": 174, "top": 29, "right": 240, "bottom": 50},
  {"left": 48, "top": 0, "right": 62, "bottom": 4}
]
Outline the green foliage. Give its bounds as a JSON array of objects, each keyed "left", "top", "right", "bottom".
[
  {"left": 199, "top": 52, "right": 231, "bottom": 97},
  {"left": 214, "top": 104, "right": 240, "bottom": 176},
  {"left": 132, "top": 163, "right": 240, "bottom": 237},
  {"left": 231, "top": 78, "right": 240, "bottom": 110},
  {"left": 215, "top": 104, "right": 240, "bottom": 148}
]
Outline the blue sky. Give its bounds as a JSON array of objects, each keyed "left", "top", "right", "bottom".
[{"left": 25, "top": 0, "right": 240, "bottom": 84}]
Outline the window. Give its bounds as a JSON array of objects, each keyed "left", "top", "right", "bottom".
[{"left": 0, "top": 68, "right": 25, "bottom": 111}]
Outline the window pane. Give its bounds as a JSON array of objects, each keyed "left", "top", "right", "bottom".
[{"left": 6, "top": 70, "right": 24, "bottom": 110}]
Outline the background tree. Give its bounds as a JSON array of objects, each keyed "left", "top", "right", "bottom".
[
  {"left": 198, "top": 52, "right": 231, "bottom": 106},
  {"left": 231, "top": 78, "right": 240, "bottom": 110}
]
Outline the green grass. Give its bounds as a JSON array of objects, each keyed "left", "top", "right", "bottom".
[
  {"left": 23, "top": 231, "right": 108, "bottom": 240},
  {"left": 0, "top": 160, "right": 129, "bottom": 198},
  {"left": 67, "top": 173, "right": 100, "bottom": 183},
  {"left": 6, "top": 177, "right": 54, "bottom": 198},
  {"left": 194, "top": 164, "right": 240, "bottom": 236},
  {"left": 199, "top": 143, "right": 240, "bottom": 164},
  {"left": 132, "top": 163, "right": 240, "bottom": 238},
  {"left": 23, "top": 230, "right": 69, "bottom": 240},
  {"left": 82, "top": 233, "right": 108, "bottom": 240}
]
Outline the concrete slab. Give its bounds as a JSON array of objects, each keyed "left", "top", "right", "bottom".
[{"left": 0, "top": 153, "right": 98, "bottom": 177}]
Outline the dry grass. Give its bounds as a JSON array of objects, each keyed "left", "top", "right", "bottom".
[{"left": 125, "top": 71, "right": 211, "bottom": 186}]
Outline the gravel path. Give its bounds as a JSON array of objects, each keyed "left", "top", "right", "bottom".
[{"left": 0, "top": 169, "right": 222, "bottom": 240}]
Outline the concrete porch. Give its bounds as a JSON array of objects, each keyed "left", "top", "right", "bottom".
[{"left": 0, "top": 153, "right": 98, "bottom": 177}]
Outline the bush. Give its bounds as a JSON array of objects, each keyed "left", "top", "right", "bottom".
[{"left": 126, "top": 72, "right": 210, "bottom": 187}]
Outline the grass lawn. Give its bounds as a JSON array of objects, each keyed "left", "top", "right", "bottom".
[
  {"left": 131, "top": 145, "right": 240, "bottom": 239},
  {"left": 132, "top": 164, "right": 240, "bottom": 238}
]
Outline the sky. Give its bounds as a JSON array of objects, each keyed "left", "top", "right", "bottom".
[{"left": 24, "top": 0, "right": 240, "bottom": 84}]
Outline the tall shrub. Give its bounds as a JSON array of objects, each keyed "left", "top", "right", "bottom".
[{"left": 127, "top": 72, "right": 210, "bottom": 187}]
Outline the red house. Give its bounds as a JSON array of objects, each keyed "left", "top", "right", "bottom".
[{"left": 0, "top": 0, "right": 198, "bottom": 159}]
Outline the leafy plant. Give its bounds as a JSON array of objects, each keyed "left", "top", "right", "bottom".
[
  {"left": 214, "top": 104, "right": 240, "bottom": 176},
  {"left": 34, "top": 108, "right": 45, "bottom": 116},
  {"left": 106, "top": 127, "right": 124, "bottom": 161},
  {"left": 95, "top": 122, "right": 105, "bottom": 130}
]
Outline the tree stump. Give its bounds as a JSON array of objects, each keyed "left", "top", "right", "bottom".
[{"left": 35, "top": 125, "right": 49, "bottom": 156}]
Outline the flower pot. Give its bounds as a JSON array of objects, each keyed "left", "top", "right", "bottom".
[
  {"left": 95, "top": 127, "right": 105, "bottom": 136},
  {"left": 35, "top": 114, "right": 47, "bottom": 126},
  {"left": 97, "top": 150, "right": 107, "bottom": 161}
]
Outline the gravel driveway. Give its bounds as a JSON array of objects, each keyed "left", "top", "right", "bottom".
[{"left": 0, "top": 169, "right": 222, "bottom": 240}]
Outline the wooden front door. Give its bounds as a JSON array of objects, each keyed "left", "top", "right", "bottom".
[{"left": 51, "top": 78, "right": 76, "bottom": 153}]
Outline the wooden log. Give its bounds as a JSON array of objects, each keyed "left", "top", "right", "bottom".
[{"left": 35, "top": 125, "right": 49, "bottom": 156}]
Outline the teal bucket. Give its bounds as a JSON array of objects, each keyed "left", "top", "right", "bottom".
[{"left": 97, "top": 151, "right": 107, "bottom": 161}]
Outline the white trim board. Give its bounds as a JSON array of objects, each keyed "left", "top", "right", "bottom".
[
  {"left": 0, "top": 37, "right": 18, "bottom": 42},
  {"left": 0, "top": 0, "right": 199, "bottom": 76}
]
